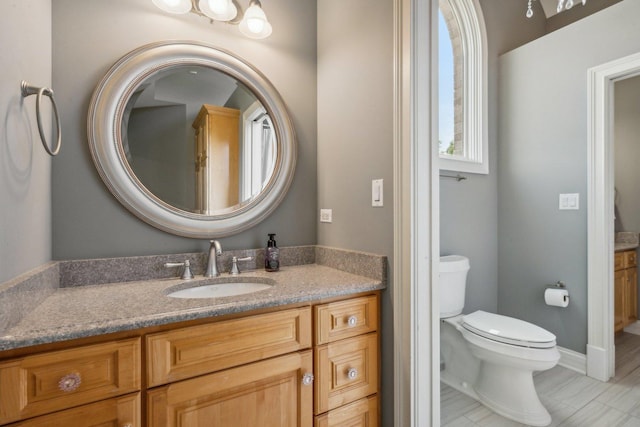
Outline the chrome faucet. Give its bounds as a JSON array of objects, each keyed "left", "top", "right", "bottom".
[{"left": 205, "top": 240, "right": 223, "bottom": 277}]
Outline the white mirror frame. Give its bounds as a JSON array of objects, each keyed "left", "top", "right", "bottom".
[{"left": 88, "top": 41, "right": 297, "bottom": 238}]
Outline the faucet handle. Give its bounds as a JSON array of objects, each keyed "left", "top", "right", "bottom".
[
  {"left": 230, "top": 256, "right": 253, "bottom": 275},
  {"left": 164, "top": 260, "right": 194, "bottom": 280}
]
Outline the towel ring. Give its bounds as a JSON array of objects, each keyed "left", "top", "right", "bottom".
[{"left": 21, "top": 80, "right": 61, "bottom": 156}]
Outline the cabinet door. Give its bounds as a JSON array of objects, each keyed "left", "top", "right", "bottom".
[
  {"left": 626, "top": 267, "right": 638, "bottom": 324},
  {"left": 8, "top": 393, "right": 140, "bottom": 427},
  {"left": 148, "top": 350, "right": 313, "bottom": 427},
  {"left": 314, "top": 396, "right": 378, "bottom": 427},
  {"left": 615, "top": 269, "right": 626, "bottom": 333}
]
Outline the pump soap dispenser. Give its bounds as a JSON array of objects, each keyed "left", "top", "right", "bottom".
[{"left": 265, "top": 233, "right": 280, "bottom": 272}]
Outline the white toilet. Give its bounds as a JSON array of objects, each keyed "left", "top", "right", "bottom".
[{"left": 440, "top": 255, "right": 559, "bottom": 427}]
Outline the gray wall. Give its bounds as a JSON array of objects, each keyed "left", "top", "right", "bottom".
[
  {"left": 0, "top": 0, "right": 52, "bottom": 283},
  {"left": 51, "top": 0, "right": 317, "bottom": 259},
  {"left": 614, "top": 75, "right": 640, "bottom": 233},
  {"left": 439, "top": 0, "right": 545, "bottom": 315},
  {"left": 128, "top": 105, "right": 192, "bottom": 212},
  {"left": 316, "top": 0, "right": 393, "bottom": 425},
  {"left": 498, "top": 0, "right": 640, "bottom": 353}
]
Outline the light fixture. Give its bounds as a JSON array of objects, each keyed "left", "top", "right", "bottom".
[
  {"left": 152, "top": 0, "right": 272, "bottom": 39},
  {"left": 239, "top": 0, "right": 272, "bottom": 39},
  {"left": 526, "top": 0, "right": 587, "bottom": 18}
]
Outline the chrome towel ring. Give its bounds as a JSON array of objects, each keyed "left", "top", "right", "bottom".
[{"left": 20, "top": 80, "right": 61, "bottom": 156}]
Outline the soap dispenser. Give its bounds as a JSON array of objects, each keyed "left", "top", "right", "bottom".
[{"left": 265, "top": 233, "right": 280, "bottom": 272}]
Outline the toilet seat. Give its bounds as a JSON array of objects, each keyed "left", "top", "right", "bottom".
[{"left": 462, "top": 311, "right": 556, "bottom": 349}]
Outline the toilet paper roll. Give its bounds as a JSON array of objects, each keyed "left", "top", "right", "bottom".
[{"left": 544, "top": 288, "right": 569, "bottom": 308}]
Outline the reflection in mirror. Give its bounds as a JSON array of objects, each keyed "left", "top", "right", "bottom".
[{"left": 122, "top": 65, "right": 276, "bottom": 215}]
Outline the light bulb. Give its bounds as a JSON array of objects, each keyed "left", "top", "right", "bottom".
[
  {"left": 152, "top": 0, "right": 191, "bottom": 14},
  {"left": 198, "top": 0, "right": 237, "bottom": 21},
  {"left": 239, "top": 1, "right": 272, "bottom": 39},
  {"left": 566, "top": 0, "right": 574, "bottom": 9},
  {"left": 247, "top": 17, "right": 265, "bottom": 33},
  {"left": 208, "top": 0, "right": 229, "bottom": 15},
  {"left": 556, "top": 0, "right": 565, "bottom": 13}
]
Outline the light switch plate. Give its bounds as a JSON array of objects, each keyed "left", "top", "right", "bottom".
[
  {"left": 372, "top": 179, "right": 383, "bottom": 207},
  {"left": 559, "top": 193, "right": 579, "bottom": 210},
  {"left": 320, "top": 209, "right": 332, "bottom": 223}
]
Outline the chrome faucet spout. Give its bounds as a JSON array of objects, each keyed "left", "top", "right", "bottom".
[{"left": 205, "top": 240, "right": 223, "bottom": 277}]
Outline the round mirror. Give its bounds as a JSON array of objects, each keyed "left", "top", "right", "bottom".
[{"left": 88, "top": 41, "right": 296, "bottom": 238}]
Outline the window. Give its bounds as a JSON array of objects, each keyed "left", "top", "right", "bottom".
[{"left": 438, "top": 0, "right": 488, "bottom": 174}]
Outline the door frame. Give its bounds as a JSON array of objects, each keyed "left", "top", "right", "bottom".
[
  {"left": 393, "top": 0, "right": 438, "bottom": 425},
  {"left": 587, "top": 51, "right": 640, "bottom": 382}
]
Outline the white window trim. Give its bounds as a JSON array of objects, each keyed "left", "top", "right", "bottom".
[{"left": 438, "top": 0, "right": 488, "bottom": 175}]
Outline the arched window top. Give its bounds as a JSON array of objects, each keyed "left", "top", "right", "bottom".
[{"left": 438, "top": 0, "right": 488, "bottom": 174}]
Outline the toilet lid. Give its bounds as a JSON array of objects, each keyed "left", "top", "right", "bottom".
[{"left": 461, "top": 311, "right": 556, "bottom": 349}]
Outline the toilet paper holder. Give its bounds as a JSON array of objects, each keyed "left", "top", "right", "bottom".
[{"left": 546, "top": 280, "right": 565, "bottom": 289}]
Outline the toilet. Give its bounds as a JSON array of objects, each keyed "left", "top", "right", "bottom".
[{"left": 440, "top": 255, "right": 559, "bottom": 427}]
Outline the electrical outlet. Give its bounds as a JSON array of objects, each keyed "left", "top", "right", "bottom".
[{"left": 320, "top": 209, "right": 332, "bottom": 223}]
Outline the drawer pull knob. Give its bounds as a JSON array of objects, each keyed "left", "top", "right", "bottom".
[
  {"left": 347, "top": 368, "right": 358, "bottom": 380},
  {"left": 347, "top": 315, "right": 358, "bottom": 327},
  {"left": 58, "top": 372, "right": 82, "bottom": 392},
  {"left": 302, "top": 372, "right": 314, "bottom": 386}
]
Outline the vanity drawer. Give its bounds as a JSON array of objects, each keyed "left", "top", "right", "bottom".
[
  {"left": 315, "top": 295, "right": 378, "bottom": 345},
  {"left": 314, "top": 395, "right": 378, "bottom": 427},
  {"left": 0, "top": 338, "right": 140, "bottom": 425},
  {"left": 615, "top": 252, "right": 625, "bottom": 271},
  {"left": 146, "top": 307, "right": 311, "bottom": 387},
  {"left": 314, "top": 333, "right": 379, "bottom": 415},
  {"left": 6, "top": 392, "right": 140, "bottom": 427},
  {"left": 626, "top": 251, "right": 637, "bottom": 268}
]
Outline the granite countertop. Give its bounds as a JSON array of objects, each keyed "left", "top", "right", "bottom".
[
  {"left": 615, "top": 243, "right": 639, "bottom": 252},
  {"left": 0, "top": 264, "right": 384, "bottom": 351},
  {"left": 615, "top": 232, "right": 639, "bottom": 252}
]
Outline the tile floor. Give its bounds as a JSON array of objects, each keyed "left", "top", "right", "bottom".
[{"left": 441, "top": 332, "right": 640, "bottom": 427}]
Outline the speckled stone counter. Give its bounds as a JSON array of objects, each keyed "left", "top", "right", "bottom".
[
  {"left": 615, "top": 243, "right": 639, "bottom": 252},
  {"left": 615, "top": 232, "right": 639, "bottom": 252},
  {"left": 0, "top": 246, "right": 386, "bottom": 351}
]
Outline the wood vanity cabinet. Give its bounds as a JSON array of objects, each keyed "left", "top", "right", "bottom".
[
  {"left": 146, "top": 307, "right": 313, "bottom": 426},
  {"left": 313, "top": 295, "right": 380, "bottom": 426},
  {"left": 615, "top": 250, "right": 638, "bottom": 333},
  {"left": 0, "top": 292, "right": 381, "bottom": 427}
]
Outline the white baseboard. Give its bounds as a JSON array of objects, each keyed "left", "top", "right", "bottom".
[{"left": 557, "top": 346, "right": 586, "bottom": 375}]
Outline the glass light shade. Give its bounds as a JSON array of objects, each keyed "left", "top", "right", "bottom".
[
  {"left": 209, "top": 0, "right": 228, "bottom": 14},
  {"left": 239, "top": 2, "right": 272, "bottom": 39},
  {"left": 198, "top": 0, "right": 237, "bottom": 21},
  {"left": 152, "top": 0, "right": 192, "bottom": 14}
]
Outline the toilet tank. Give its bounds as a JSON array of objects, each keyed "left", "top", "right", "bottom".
[{"left": 440, "top": 255, "right": 470, "bottom": 318}]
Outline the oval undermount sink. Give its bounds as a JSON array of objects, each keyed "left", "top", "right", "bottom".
[{"left": 167, "top": 282, "right": 272, "bottom": 299}]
